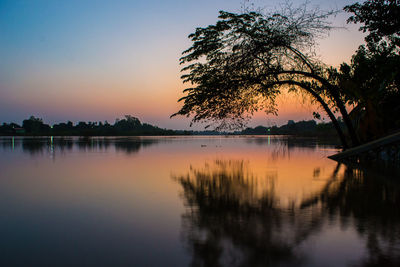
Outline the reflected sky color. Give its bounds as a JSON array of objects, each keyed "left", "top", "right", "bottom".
[
  {"left": 0, "top": 0, "right": 365, "bottom": 129},
  {"left": 1, "top": 136, "right": 399, "bottom": 266}
]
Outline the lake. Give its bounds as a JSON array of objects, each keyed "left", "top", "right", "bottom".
[{"left": 0, "top": 136, "right": 399, "bottom": 266}]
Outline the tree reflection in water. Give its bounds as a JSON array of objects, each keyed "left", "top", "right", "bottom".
[
  {"left": 174, "top": 160, "right": 400, "bottom": 267},
  {"left": 0, "top": 137, "right": 159, "bottom": 155},
  {"left": 301, "top": 166, "right": 400, "bottom": 266},
  {"left": 174, "top": 160, "right": 308, "bottom": 266}
]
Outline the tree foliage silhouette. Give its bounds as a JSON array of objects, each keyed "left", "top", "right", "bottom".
[
  {"left": 172, "top": 4, "right": 360, "bottom": 148},
  {"left": 337, "top": 0, "right": 400, "bottom": 141},
  {"left": 345, "top": 0, "right": 400, "bottom": 48}
]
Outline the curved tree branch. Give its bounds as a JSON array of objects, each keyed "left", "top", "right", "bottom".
[
  {"left": 264, "top": 80, "right": 349, "bottom": 148},
  {"left": 271, "top": 70, "right": 360, "bottom": 146}
]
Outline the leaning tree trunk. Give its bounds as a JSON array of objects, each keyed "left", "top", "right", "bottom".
[
  {"left": 276, "top": 71, "right": 360, "bottom": 148},
  {"left": 309, "top": 90, "right": 350, "bottom": 149},
  {"left": 327, "top": 87, "right": 360, "bottom": 147},
  {"left": 272, "top": 80, "right": 350, "bottom": 149}
]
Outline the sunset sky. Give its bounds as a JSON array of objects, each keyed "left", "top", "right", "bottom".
[{"left": 0, "top": 0, "right": 365, "bottom": 130}]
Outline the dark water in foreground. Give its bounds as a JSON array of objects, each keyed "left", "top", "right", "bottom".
[{"left": 0, "top": 136, "right": 399, "bottom": 267}]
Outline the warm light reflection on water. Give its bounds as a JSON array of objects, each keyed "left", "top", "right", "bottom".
[{"left": 0, "top": 136, "right": 399, "bottom": 266}]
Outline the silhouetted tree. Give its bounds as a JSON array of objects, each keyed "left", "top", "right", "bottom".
[
  {"left": 333, "top": 0, "right": 400, "bottom": 141},
  {"left": 114, "top": 115, "right": 141, "bottom": 133},
  {"left": 53, "top": 121, "right": 74, "bottom": 134},
  {"left": 172, "top": 4, "right": 360, "bottom": 148},
  {"left": 331, "top": 44, "right": 400, "bottom": 141},
  {"left": 22, "top": 116, "right": 51, "bottom": 134},
  {"left": 345, "top": 0, "right": 400, "bottom": 48}
]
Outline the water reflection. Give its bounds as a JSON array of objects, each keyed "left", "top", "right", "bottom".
[
  {"left": 174, "top": 159, "right": 400, "bottom": 267},
  {"left": 0, "top": 136, "right": 337, "bottom": 158},
  {"left": 173, "top": 160, "right": 306, "bottom": 266},
  {"left": 1, "top": 136, "right": 399, "bottom": 266},
  {"left": 0, "top": 136, "right": 159, "bottom": 155},
  {"left": 303, "top": 167, "right": 400, "bottom": 266},
  {"left": 244, "top": 136, "right": 339, "bottom": 149}
]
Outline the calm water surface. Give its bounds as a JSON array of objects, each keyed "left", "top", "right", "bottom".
[{"left": 0, "top": 136, "right": 399, "bottom": 266}]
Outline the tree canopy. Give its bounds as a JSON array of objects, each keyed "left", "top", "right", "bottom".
[
  {"left": 344, "top": 0, "right": 400, "bottom": 48},
  {"left": 338, "top": 0, "right": 400, "bottom": 141},
  {"left": 173, "top": 0, "right": 400, "bottom": 148},
  {"left": 172, "top": 4, "right": 358, "bottom": 148}
]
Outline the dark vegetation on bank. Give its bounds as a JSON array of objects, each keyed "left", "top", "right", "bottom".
[
  {"left": 1, "top": 115, "right": 340, "bottom": 138},
  {"left": 238, "top": 120, "right": 340, "bottom": 137},
  {"left": 0, "top": 115, "right": 186, "bottom": 136}
]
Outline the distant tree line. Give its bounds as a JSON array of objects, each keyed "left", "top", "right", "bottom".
[
  {"left": 238, "top": 119, "right": 340, "bottom": 137},
  {"left": 1, "top": 115, "right": 340, "bottom": 138},
  {"left": 0, "top": 115, "right": 188, "bottom": 136}
]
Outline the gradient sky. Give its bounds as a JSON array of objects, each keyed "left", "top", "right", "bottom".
[{"left": 0, "top": 0, "right": 365, "bottom": 129}]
